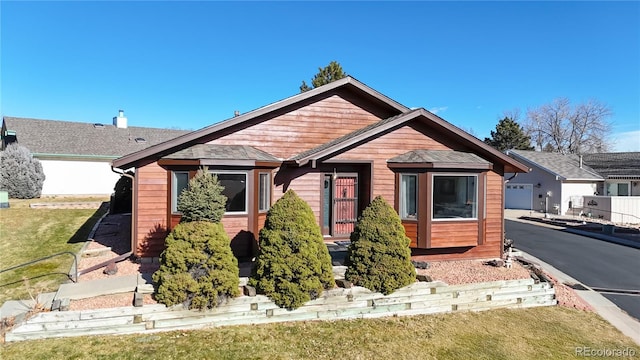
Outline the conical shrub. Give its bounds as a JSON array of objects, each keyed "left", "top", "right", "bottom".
[
  {"left": 345, "top": 196, "right": 415, "bottom": 294},
  {"left": 177, "top": 168, "right": 227, "bottom": 223},
  {"left": 249, "top": 190, "right": 334, "bottom": 309},
  {"left": 153, "top": 221, "right": 240, "bottom": 309}
]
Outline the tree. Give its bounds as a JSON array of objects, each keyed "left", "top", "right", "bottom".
[
  {"left": 299, "top": 61, "right": 347, "bottom": 92},
  {"left": 177, "top": 168, "right": 227, "bottom": 223},
  {"left": 152, "top": 221, "right": 240, "bottom": 309},
  {"left": 484, "top": 117, "right": 534, "bottom": 151},
  {"left": 345, "top": 196, "right": 415, "bottom": 295},
  {"left": 249, "top": 190, "right": 334, "bottom": 310},
  {"left": 524, "top": 98, "right": 612, "bottom": 154},
  {"left": 0, "top": 143, "right": 45, "bottom": 199}
]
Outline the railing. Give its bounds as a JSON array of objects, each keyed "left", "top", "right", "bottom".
[
  {"left": 0, "top": 251, "right": 78, "bottom": 283},
  {"left": 581, "top": 206, "right": 640, "bottom": 224}
]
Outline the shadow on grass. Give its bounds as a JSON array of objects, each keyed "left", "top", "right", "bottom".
[
  {"left": 0, "top": 272, "right": 73, "bottom": 288},
  {"left": 66, "top": 202, "right": 109, "bottom": 244}
]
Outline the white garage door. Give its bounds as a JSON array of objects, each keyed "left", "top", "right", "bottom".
[{"left": 505, "top": 184, "right": 533, "bottom": 210}]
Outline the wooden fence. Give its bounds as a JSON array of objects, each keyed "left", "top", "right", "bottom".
[{"left": 5, "top": 278, "right": 555, "bottom": 342}]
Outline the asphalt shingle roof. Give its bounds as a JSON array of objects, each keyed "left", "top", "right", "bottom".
[
  {"left": 506, "top": 150, "right": 603, "bottom": 180},
  {"left": 162, "top": 144, "right": 280, "bottom": 162},
  {"left": 2, "top": 117, "right": 190, "bottom": 158},
  {"left": 388, "top": 150, "right": 491, "bottom": 165},
  {"left": 582, "top": 152, "right": 640, "bottom": 178}
]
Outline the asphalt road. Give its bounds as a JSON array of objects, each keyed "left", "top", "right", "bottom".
[{"left": 505, "top": 219, "right": 640, "bottom": 321}]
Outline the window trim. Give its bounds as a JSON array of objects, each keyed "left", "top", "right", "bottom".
[
  {"left": 399, "top": 173, "right": 418, "bottom": 220},
  {"left": 258, "top": 172, "right": 271, "bottom": 213},
  {"left": 209, "top": 170, "right": 249, "bottom": 215},
  {"left": 171, "top": 171, "right": 190, "bottom": 214},
  {"left": 431, "top": 173, "right": 478, "bottom": 221}
]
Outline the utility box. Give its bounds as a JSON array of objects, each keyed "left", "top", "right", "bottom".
[{"left": 0, "top": 191, "right": 9, "bottom": 208}]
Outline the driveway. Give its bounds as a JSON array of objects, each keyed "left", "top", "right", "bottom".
[{"left": 505, "top": 219, "right": 640, "bottom": 321}]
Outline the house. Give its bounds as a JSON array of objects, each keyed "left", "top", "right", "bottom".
[
  {"left": 1, "top": 112, "right": 189, "bottom": 196},
  {"left": 504, "top": 150, "right": 603, "bottom": 214},
  {"left": 111, "top": 77, "right": 529, "bottom": 261},
  {"left": 581, "top": 152, "right": 640, "bottom": 223}
]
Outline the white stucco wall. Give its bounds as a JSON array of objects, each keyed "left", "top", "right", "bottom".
[
  {"left": 560, "top": 182, "right": 598, "bottom": 215},
  {"left": 39, "top": 159, "right": 121, "bottom": 195},
  {"left": 506, "top": 165, "right": 561, "bottom": 213}
]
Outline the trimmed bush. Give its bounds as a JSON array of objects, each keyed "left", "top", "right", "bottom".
[
  {"left": 0, "top": 143, "right": 45, "bottom": 199},
  {"left": 345, "top": 196, "right": 415, "bottom": 295},
  {"left": 249, "top": 190, "right": 334, "bottom": 310},
  {"left": 111, "top": 172, "right": 132, "bottom": 214},
  {"left": 177, "top": 168, "right": 227, "bottom": 223},
  {"left": 153, "top": 221, "right": 240, "bottom": 309}
]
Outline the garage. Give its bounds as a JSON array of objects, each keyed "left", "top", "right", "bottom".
[{"left": 505, "top": 183, "right": 533, "bottom": 210}]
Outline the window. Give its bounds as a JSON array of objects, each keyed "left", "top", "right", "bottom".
[
  {"left": 258, "top": 172, "right": 271, "bottom": 212},
  {"left": 211, "top": 172, "right": 247, "bottom": 213},
  {"left": 607, "top": 182, "right": 630, "bottom": 196},
  {"left": 399, "top": 174, "right": 418, "bottom": 219},
  {"left": 432, "top": 175, "right": 477, "bottom": 219},
  {"left": 172, "top": 171, "right": 189, "bottom": 213}
]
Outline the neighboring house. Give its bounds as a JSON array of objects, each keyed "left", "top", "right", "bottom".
[
  {"left": 1, "top": 111, "right": 189, "bottom": 196},
  {"left": 582, "top": 152, "right": 640, "bottom": 197},
  {"left": 112, "top": 77, "right": 529, "bottom": 261},
  {"left": 504, "top": 150, "right": 603, "bottom": 215},
  {"left": 581, "top": 152, "right": 640, "bottom": 223}
]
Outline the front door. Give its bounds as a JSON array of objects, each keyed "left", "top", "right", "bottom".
[{"left": 323, "top": 173, "right": 358, "bottom": 236}]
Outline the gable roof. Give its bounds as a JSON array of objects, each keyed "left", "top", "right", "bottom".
[
  {"left": 2, "top": 116, "right": 189, "bottom": 159},
  {"left": 582, "top": 152, "right": 640, "bottom": 179},
  {"left": 112, "top": 76, "right": 410, "bottom": 169},
  {"left": 506, "top": 150, "right": 603, "bottom": 181},
  {"left": 287, "top": 108, "right": 529, "bottom": 173}
]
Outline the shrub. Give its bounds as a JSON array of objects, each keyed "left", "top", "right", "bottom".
[
  {"left": 177, "top": 168, "right": 227, "bottom": 223},
  {"left": 249, "top": 190, "right": 334, "bottom": 310},
  {"left": 152, "top": 221, "right": 240, "bottom": 309},
  {"left": 111, "top": 172, "right": 132, "bottom": 214},
  {"left": 345, "top": 196, "right": 415, "bottom": 295},
  {"left": 0, "top": 143, "right": 45, "bottom": 199}
]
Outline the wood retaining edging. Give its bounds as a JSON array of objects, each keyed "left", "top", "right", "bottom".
[{"left": 5, "top": 278, "right": 556, "bottom": 342}]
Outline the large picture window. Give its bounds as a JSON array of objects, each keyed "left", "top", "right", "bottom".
[
  {"left": 172, "top": 171, "right": 189, "bottom": 213},
  {"left": 432, "top": 175, "right": 477, "bottom": 220},
  {"left": 399, "top": 174, "right": 418, "bottom": 219},
  {"left": 211, "top": 172, "right": 247, "bottom": 213},
  {"left": 258, "top": 172, "right": 271, "bottom": 212}
]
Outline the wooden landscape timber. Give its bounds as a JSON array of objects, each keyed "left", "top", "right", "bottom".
[{"left": 5, "top": 278, "right": 556, "bottom": 342}]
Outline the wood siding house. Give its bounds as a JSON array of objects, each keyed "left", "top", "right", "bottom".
[{"left": 112, "top": 77, "right": 528, "bottom": 261}]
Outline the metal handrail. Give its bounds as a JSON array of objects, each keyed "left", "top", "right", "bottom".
[
  {"left": 0, "top": 251, "right": 78, "bottom": 283},
  {"left": 581, "top": 206, "right": 640, "bottom": 222}
]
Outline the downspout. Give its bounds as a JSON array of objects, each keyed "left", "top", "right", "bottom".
[{"left": 76, "top": 167, "right": 135, "bottom": 276}]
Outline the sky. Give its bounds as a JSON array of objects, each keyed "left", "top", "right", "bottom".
[{"left": 1, "top": 1, "right": 639, "bottom": 151}]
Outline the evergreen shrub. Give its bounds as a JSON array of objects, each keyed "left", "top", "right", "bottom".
[
  {"left": 249, "top": 190, "right": 334, "bottom": 309},
  {"left": 0, "top": 143, "right": 45, "bottom": 199},
  {"left": 111, "top": 173, "right": 132, "bottom": 214},
  {"left": 345, "top": 196, "right": 415, "bottom": 295},
  {"left": 153, "top": 221, "right": 240, "bottom": 309},
  {"left": 177, "top": 168, "right": 227, "bottom": 223}
]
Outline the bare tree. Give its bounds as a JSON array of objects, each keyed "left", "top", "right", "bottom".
[{"left": 523, "top": 98, "right": 612, "bottom": 154}]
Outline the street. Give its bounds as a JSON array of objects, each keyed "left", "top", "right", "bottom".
[{"left": 505, "top": 220, "right": 640, "bottom": 321}]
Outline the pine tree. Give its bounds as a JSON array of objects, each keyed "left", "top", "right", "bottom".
[
  {"left": 0, "top": 143, "right": 45, "bottom": 199},
  {"left": 484, "top": 117, "right": 534, "bottom": 152},
  {"left": 300, "top": 61, "right": 347, "bottom": 92},
  {"left": 177, "top": 168, "right": 227, "bottom": 223}
]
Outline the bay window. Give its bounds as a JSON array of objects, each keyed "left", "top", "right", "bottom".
[
  {"left": 171, "top": 171, "right": 189, "bottom": 213},
  {"left": 399, "top": 174, "right": 418, "bottom": 219},
  {"left": 432, "top": 175, "right": 477, "bottom": 219},
  {"left": 211, "top": 172, "right": 248, "bottom": 214}
]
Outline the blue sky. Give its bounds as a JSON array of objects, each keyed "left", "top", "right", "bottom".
[{"left": 2, "top": 1, "right": 639, "bottom": 151}]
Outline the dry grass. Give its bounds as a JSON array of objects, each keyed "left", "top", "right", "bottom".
[
  {"left": 1, "top": 307, "right": 638, "bottom": 359},
  {"left": 0, "top": 197, "right": 109, "bottom": 304}
]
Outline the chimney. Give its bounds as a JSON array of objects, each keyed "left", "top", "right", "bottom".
[
  {"left": 113, "top": 109, "right": 128, "bottom": 128},
  {"left": 234, "top": 110, "right": 240, "bottom": 117},
  {"left": 579, "top": 155, "right": 583, "bottom": 169}
]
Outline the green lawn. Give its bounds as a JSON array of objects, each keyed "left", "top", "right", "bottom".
[
  {"left": 1, "top": 307, "right": 638, "bottom": 359},
  {"left": 0, "top": 197, "right": 108, "bottom": 304}
]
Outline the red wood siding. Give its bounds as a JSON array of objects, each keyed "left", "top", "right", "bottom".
[
  {"left": 274, "top": 171, "right": 322, "bottom": 224},
  {"left": 209, "top": 95, "right": 383, "bottom": 159},
  {"left": 403, "top": 222, "right": 418, "bottom": 248},
  {"left": 430, "top": 221, "right": 479, "bottom": 247},
  {"left": 135, "top": 162, "right": 169, "bottom": 257},
  {"left": 333, "top": 122, "right": 450, "bottom": 207}
]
